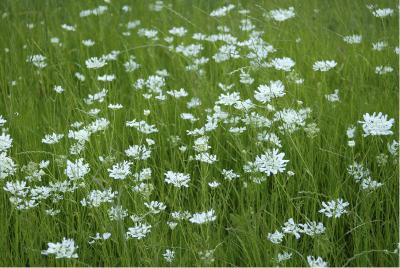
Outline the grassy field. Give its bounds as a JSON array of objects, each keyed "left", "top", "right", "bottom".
[{"left": 0, "top": 0, "right": 398, "bottom": 266}]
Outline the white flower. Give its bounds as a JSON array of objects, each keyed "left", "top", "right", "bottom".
[
  {"left": 126, "top": 119, "right": 158, "bottom": 134},
  {"left": 42, "top": 133, "right": 64, "bottom": 144},
  {"left": 0, "top": 152, "right": 16, "bottom": 179},
  {"left": 108, "top": 206, "right": 128, "bottom": 221},
  {"left": 267, "top": 230, "right": 284, "bottom": 244},
  {"left": 167, "top": 221, "right": 178, "bottom": 230},
  {"left": 87, "top": 118, "right": 110, "bottom": 133},
  {"left": 97, "top": 74, "right": 116, "bottom": 81},
  {"left": 164, "top": 171, "right": 190, "bottom": 188},
  {"left": 360, "top": 177, "right": 383, "bottom": 190},
  {"left": 0, "top": 133, "right": 13, "bottom": 152},
  {"left": 257, "top": 132, "right": 282, "bottom": 147},
  {"left": 372, "top": 41, "right": 387, "bottom": 51},
  {"left": 307, "top": 256, "right": 328, "bottom": 267},
  {"left": 68, "top": 129, "right": 90, "bottom": 142},
  {"left": 347, "top": 162, "right": 370, "bottom": 182},
  {"left": 300, "top": 221, "right": 326, "bottom": 236},
  {"left": 124, "top": 56, "right": 140, "bottom": 72},
  {"left": 101, "top": 50, "right": 120, "bottom": 61},
  {"left": 312, "top": 60, "right": 337, "bottom": 72},
  {"left": 274, "top": 108, "right": 310, "bottom": 133},
  {"left": 108, "top": 161, "right": 131, "bottom": 180},
  {"left": 387, "top": 140, "right": 399, "bottom": 156},
  {"left": 125, "top": 145, "right": 151, "bottom": 160},
  {"left": 267, "top": 7, "right": 295, "bottom": 22},
  {"left": 85, "top": 57, "right": 107, "bottom": 69},
  {"left": 126, "top": 20, "right": 140, "bottom": 29},
  {"left": 346, "top": 126, "right": 356, "bottom": 139},
  {"left": 195, "top": 152, "right": 218, "bottom": 164},
  {"left": 180, "top": 113, "right": 198, "bottom": 122},
  {"left": 137, "top": 28, "right": 158, "bottom": 40},
  {"left": 282, "top": 218, "right": 302, "bottom": 239},
  {"left": 216, "top": 92, "right": 241, "bottom": 106},
  {"left": 133, "top": 168, "right": 152, "bottom": 182},
  {"left": 163, "top": 249, "right": 175, "bottom": 263},
  {"left": 0, "top": 115, "right": 6, "bottom": 127},
  {"left": 221, "top": 169, "right": 239, "bottom": 181},
  {"left": 193, "top": 136, "right": 210, "bottom": 152},
  {"left": 319, "top": 198, "right": 349, "bottom": 218},
  {"left": 239, "top": 71, "right": 254, "bottom": 85},
  {"left": 65, "top": 158, "right": 90, "bottom": 180},
  {"left": 26, "top": 54, "right": 47, "bottom": 68},
  {"left": 208, "top": 181, "right": 220, "bottom": 188},
  {"left": 171, "top": 210, "right": 192, "bottom": 221},
  {"left": 53, "top": 85, "right": 64, "bottom": 93},
  {"left": 169, "top": 27, "right": 187, "bottom": 36},
  {"left": 50, "top": 37, "right": 60, "bottom": 44},
  {"left": 3, "top": 180, "right": 28, "bottom": 196},
  {"left": 41, "top": 238, "right": 78, "bottom": 259},
  {"left": 254, "top": 80, "right": 285, "bottom": 103},
  {"left": 75, "top": 72, "right": 85, "bottom": 81},
  {"left": 88, "top": 232, "right": 111, "bottom": 244},
  {"left": 213, "top": 44, "right": 240, "bottom": 63},
  {"left": 269, "top": 57, "right": 295, "bottom": 71},
  {"left": 176, "top": 44, "right": 203, "bottom": 57},
  {"left": 210, "top": 4, "right": 235, "bottom": 17},
  {"left": 80, "top": 188, "right": 117, "bottom": 207},
  {"left": 189, "top": 209, "right": 216, "bottom": 224},
  {"left": 84, "top": 88, "right": 108, "bottom": 105},
  {"left": 254, "top": 149, "right": 289, "bottom": 176},
  {"left": 167, "top": 88, "right": 188, "bottom": 98},
  {"left": 372, "top": 8, "right": 393, "bottom": 18},
  {"left": 343, "top": 35, "right": 362, "bottom": 44},
  {"left": 144, "top": 201, "right": 166, "bottom": 214},
  {"left": 108, "top": 103, "right": 123, "bottom": 110},
  {"left": 375, "top": 65, "right": 393, "bottom": 75},
  {"left": 61, "top": 24, "right": 76, "bottom": 31},
  {"left": 126, "top": 223, "right": 151, "bottom": 239},
  {"left": 39, "top": 160, "right": 50, "bottom": 169},
  {"left": 277, "top": 251, "right": 292, "bottom": 263},
  {"left": 198, "top": 249, "right": 215, "bottom": 264},
  {"left": 358, "top": 112, "right": 394, "bottom": 136},
  {"left": 325, "top": 89, "right": 339, "bottom": 102},
  {"left": 82, "top": 39, "right": 95, "bottom": 47}
]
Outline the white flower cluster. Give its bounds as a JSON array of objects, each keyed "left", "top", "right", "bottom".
[
  {"left": 126, "top": 223, "right": 152, "bottom": 239},
  {"left": 164, "top": 171, "right": 190, "bottom": 188},
  {"left": 312, "top": 60, "right": 337, "bottom": 72},
  {"left": 245, "top": 149, "right": 289, "bottom": 176},
  {"left": 125, "top": 145, "right": 152, "bottom": 160},
  {"left": 189, "top": 209, "right": 217, "bottom": 224},
  {"left": 65, "top": 158, "right": 90, "bottom": 181},
  {"left": 266, "top": 7, "right": 295, "bottom": 22},
  {"left": 80, "top": 188, "right": 118, "bottom": 207},
  {"left": 347, "top": 162, "right": 383, "bottom": 190},
  {"left": 267, "top": 218, "right": 325, "bottom": 244},
  {"left": 41, "top": 238, "right": 78, "bottom": 259},
  {"left": 126, "top": 119, "right": 158, "bottom": 134},
  {"left": 108, "top": 161, "right": 132, "bottom": 180},
  {"left": 319, "top": 198, "right": 349, "bottom": 218},
  {"left": 254, "top": 80, "right": 285, "bottom": 103},
  {"left": 358, "top": 112, "right": 394, "bottom": 136},
  {"left": 210, "top": 4, "right": 235, "bottom": 17}
]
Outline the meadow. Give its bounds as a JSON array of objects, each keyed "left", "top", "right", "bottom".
[{"left": 0, "top": 0, "right": 399, "bottom": 266}]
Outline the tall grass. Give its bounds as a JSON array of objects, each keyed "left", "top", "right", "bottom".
[{"left": 0, "top": 0, "right": 398, "bottom": 266}]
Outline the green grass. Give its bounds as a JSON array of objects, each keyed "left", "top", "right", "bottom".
[{"left": 0, "top": 0, "right": 398, "bottom": 266}]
